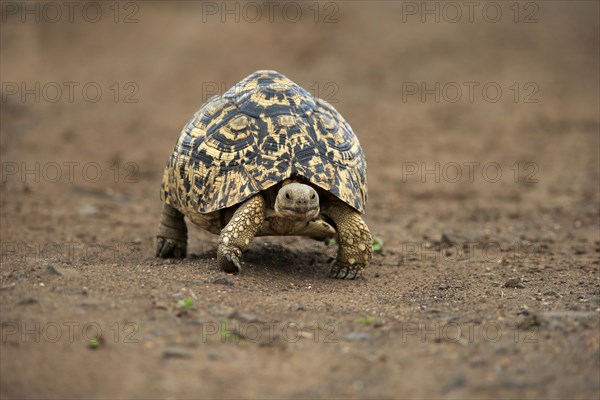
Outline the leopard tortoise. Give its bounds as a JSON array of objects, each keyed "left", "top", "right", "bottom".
[{"left": 156, "top": 70, "right": 372, "bottom": 279}]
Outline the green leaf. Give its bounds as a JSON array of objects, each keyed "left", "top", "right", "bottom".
[
  {"left": 372, "top": 236, "right": 384, "bottom": 252},
  {"left": 356, "top": 316, "right": 376, "bottom": 325},
  {"left": 177, "top": 297, "right": 194, "bottom": 309}
]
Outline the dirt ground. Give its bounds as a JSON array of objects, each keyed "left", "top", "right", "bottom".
[{"left": 1, "top": 1, "right": 599, "bottom": 399}]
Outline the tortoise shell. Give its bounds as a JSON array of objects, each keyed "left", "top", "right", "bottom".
[{"left": 161, "top": 70, "right": 367, "bottom": 215}]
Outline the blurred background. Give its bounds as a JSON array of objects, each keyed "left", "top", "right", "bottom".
[{"left": 2, "top": 1, "right": 598, "bottom": 208}]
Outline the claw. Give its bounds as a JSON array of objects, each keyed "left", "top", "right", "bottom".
[
  {"left": 222, "top": 253, "right": 242, "bottom": 274},
  {"left": 330, "top": 265, "right": 348, "bottom": 279},
  {"left": 330, "top": 263, "right": 362, "bottom": 280},
  {"left": 155, "top": 237, "right": 165, "bottom": 257},
  {"left": 345, "top": 269, "right": 358, "bottom": 280},
  {"left": 156, "top": 237, "right": 186, "bottom": 259},
  {"left": 174, "top": 245, "right": 185, "bottom": 259},
  {"left": 338, "top": 267, "right": 350, "bottom": 279}
]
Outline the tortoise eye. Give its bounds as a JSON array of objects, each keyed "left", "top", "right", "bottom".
[
  {"left": 310, "top": 193, "right": 316, "bottom": 199},
  {"left": 285, "top": 192, "right": 291, "bottom": 200}
]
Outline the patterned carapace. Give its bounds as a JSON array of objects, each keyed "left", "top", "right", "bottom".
[{"left": 161, "top": 70, "right": 367, "bottom": 215}]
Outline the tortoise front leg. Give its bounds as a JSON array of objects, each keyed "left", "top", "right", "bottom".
[
  {"left": 324, "top": 203, "right": 373, "bottom": 279},
  {"left": 217, "top": 194, "right": 266, "bottom": 273},
  {"left": 156, "top": 203, "right": 188, "bottom": 258}
]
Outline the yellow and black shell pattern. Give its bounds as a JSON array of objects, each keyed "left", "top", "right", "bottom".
[{"left": 161, "top": 70, "right": 367, "bottom": 214}]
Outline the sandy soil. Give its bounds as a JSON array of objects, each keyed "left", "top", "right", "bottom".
[{"left": 1, "top": 2, "right": 599, "bottom": 399}]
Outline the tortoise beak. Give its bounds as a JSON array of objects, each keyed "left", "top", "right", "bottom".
[
  {"left": 295, "top": 205, "right": 309, "bottom": 213},
  {"left": 281, "top": 206, "right": 319, "bottom": 220}
]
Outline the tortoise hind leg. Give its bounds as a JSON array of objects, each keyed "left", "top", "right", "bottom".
[
  {"left": 156, "top": 203, "right": 188, "bottom": 258},
  {"left": 217, "top": 195, "right": 266, "bottom": 273},
  {"left": 323, "top": 203, "right": 372, "bottom": 279}
]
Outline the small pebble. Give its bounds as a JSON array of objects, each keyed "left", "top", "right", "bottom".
[
  {"left": 211, "top": 273, "right": 234, "bottom": 286},
  {"left": 502, "top": 278, "right": 525, "bottom": 289},
  {"left": 344, "top": 331, "right": 373, "bottom": 341},
  {"left": 162, "top": 347, "right": 191, "bottom": 359},
  {"left": 18, "top": 297, "right": 38, "bottom": 305}
]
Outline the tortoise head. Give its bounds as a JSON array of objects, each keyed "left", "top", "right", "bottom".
[{"left": 274, "top": 183, "right": 320, "bottom": 221}]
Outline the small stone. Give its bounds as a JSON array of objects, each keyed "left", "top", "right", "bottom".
[
  {"left": 152, "top": 301, "right": 168, "bottom": 310},
  {"left": 502, "top": 278, "right": 525, "bottom": 289},
  {"left": 470, "top": 356, "right": 485, "bottom": 367},
  {"left": 184, "top": 317, "right": 211, "bottom": 325},
  {"left": 228, "top": 311, "right": 260, "bottom": 323},
  {"left": 0, "top": 283, "right": 15, "bottom": 291},
  {"left": 210, "top": 273, "right": 233, "bottom": 286},
  {"left": 442, "top": 374, "right": 467, "bottom": 393},
  {"left": 344, "top": 331, "right": 373, "bottom": 341},
  {"left": 162, "top": 347, "right": 191, "bottom": 359},
  {"left": 18, "top": 296, "right": 38, "bottom": 305},
  {"left": 78, "top": 205, "right": 100, "bottom": 216},
  {"left": 45, "top": 266, "right": 62, "bottom": 276},
  {"left": 440, "top": 233, "right": 455, "bottom": 248}
]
